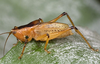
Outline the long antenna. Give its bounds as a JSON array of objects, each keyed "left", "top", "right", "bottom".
[
  {"left": 3, "top": 32, "right": 12, "bottom": 56},
  {"left": 0, "top": 32, "right": 12, "bottom": 56},
  {"left": 0, "top": 32, "right": 10, "bottom": 35}
]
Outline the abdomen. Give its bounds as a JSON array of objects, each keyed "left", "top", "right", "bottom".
[{"left": 34, "top": 22, "right": 73, "bottom": 41}]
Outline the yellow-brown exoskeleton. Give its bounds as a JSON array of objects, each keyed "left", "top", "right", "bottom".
[{"left": 0, "top": 12, "right": 98, "bottom": 59}]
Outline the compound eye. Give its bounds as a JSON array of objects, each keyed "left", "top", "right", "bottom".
[{"left": 12, "top": 31, "right": 16, "bottom": 34}]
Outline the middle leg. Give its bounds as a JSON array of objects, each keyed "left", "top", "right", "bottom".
[{"left": 36, "top": 34, "right": 50, "bottom": 53}]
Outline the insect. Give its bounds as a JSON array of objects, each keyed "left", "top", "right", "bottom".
[{"left": 0, "top": 12, "right": 98, "bottom": 59}]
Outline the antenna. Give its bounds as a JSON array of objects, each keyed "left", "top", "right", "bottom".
[{"left": 0, "top": 32, "right": 12, "bottom": 56}]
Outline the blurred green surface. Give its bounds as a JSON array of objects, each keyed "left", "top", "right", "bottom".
[{"left": 0, "top": 0, "right": 100, "bottom": 63}]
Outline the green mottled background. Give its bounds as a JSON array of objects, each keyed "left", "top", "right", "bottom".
[{"left": 0, "top": 0, "right": 100, "bottom": 59}]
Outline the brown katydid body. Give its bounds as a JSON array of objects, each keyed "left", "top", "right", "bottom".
[
  {"left": 12, "top": 22, "right": 73, "bottom": 42},
  {"left": 0, "top": 12, "right": 98, "bottom": 59}
]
